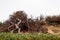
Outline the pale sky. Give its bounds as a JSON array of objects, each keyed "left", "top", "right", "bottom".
[{"left": 0, "top": 0, "right": 60, "bottom": 22}]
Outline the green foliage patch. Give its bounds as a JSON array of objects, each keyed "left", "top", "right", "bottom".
[{"left": 0, "top": 33, "right": 60, "bottom": 40}]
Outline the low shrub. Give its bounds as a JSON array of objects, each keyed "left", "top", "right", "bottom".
[{"left": 0, "top": 33, "right": 60, "bottom": 40}]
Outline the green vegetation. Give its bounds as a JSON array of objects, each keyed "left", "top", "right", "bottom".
[{"left": 0, "top": 33, "right": 60, "bottom": 40}]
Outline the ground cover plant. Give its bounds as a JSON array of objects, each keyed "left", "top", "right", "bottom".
[{"left": 0, "top": 33, "right": 59, "bottom": 40}]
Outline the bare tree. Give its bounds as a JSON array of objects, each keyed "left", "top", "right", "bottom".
[{"left": 0, "top": 11, "right": 29, "bottom": 33}]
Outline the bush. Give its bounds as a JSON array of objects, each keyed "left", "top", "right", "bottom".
[{"left": 46, "top": 16, "right": 60, "bottom": 25}]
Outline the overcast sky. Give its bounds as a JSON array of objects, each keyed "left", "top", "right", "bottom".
[{"left": 0, "top": 0, "right": 60, "bottom": 22}]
